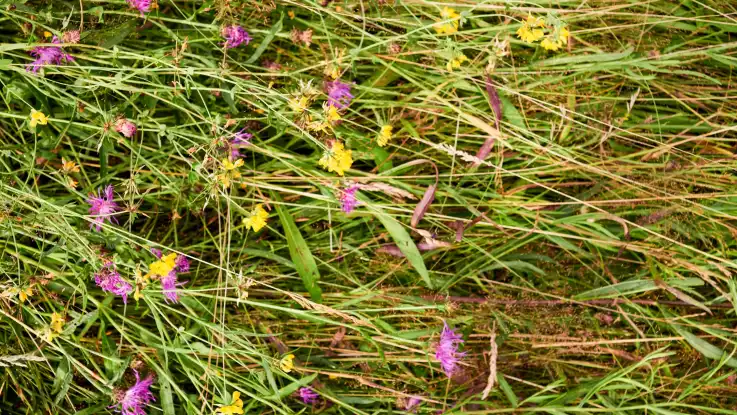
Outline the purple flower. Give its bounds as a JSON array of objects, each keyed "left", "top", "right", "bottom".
[
  {"left": 229, "top": 129, "right": 252, "bottom": 160},
  {"left": 87, "top": 185, "right": 120, "bottom": 231},
  {"left": 94, "top": 263, "right": 133, "bottom": 303},
  {"left": 434, "top": 321, "right": 466, "bottom": 377},
  {"left": 298, "top": 387, "right": 319, "bottom": 404},
  {"left": 26, "top": 36, "right": 74, "bottom": 74},
  {"left": 127, "top": 0, "right": 152, "bottom": 15},
  {"left": 324, "top": 79, "right": 354, "bottom": 109},
  {"left": 114, "top": 370, "right": 155, "bottom": 415},
  {"left": 175, "top": 255, "right": 190, "bottom": 273},
  {"left": 161, "top": 271, "right": 180, "bottom": 303},
  {"left": 222, "top": 25, "right": 251, "bottom": 49},
  {"left": 115, "top": 118, "right": 137, "bottom": 138},
  {"left": 339, "top": 185, "right": 359, "bottom": 213},
  {"left": 405, "top": 396, "right": 422, "bottom": 412},
  {"left": 150, "top": 248, "right": 162, "bottom": 259}
]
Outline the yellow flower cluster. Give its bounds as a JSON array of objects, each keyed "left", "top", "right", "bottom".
[
  {"left": 45, "top": 312, "right": 65, "bottom": 342},
  {"left": 516, "top": 14, "right": 570, "bottom": 51},
  {"left": 216, "top": 391, "right": 244, "bottom": 415},
  {"left": 30, "top": 109, "right": 48, "bottom": 128},
  {"left": 447, "top": 53, "right": 468, "bottom": 72},
  {"left": 147, "top": 252, "right": 177, "bottom": 278},
  {"left": 217, "top": 158, "right": 243, "bottom": 188},
  {"left": 377, "top": 125, "right": 392, "bottom": 147},
  {"left": 434, "top": 7, "right": 460, "bottom": 35},
  {"left": 318, "top": 141, "right": 353, "bottom": 176},
  {"left": 243, "top": 204, "right": 268, "bottom": 232},
  {"left": 279, "top": 354, "right": 295, "bottom": 372}
]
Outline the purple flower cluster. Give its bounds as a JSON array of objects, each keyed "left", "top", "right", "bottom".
[
  {"left": 298, "top": 387, "right": 319, "bottom": 404},
  {"left": 325, "top": 79, "right": 354, "bottom": 109},
  {"left": 434, "top": 321, "right": 466, "bottom": 377},
  {"left": 26, "top": 36, "right": 74, "bottom": 74},
  {"left": 127, "top": 0, "right": 152, "bottom": 15},
  {"left": 114, "top": 370, "right": 155, "bottom": 415},
  {"left": 229, "top": 129, "right": 252, "bottom": 160},
  {"left": 339, "top": 184, "right": 359, "bottom": 213},
  {"left": 87, "top": 185, "right": 120, "bottom": 232},
  {"left": 222, "top": 25, "right": 251, "bottom": 49},
  {"left": 94, "top": 263, "right": 133, "bottom": 303}
]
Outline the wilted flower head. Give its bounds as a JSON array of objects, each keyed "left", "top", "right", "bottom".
[
  {"left": 87, "top": 185, "right": 120, "bottom": 231},
  {"left": 26, "top": 36, "right": 74, "bottom": 74},
  {"left": 114, "top": 370, "right": 155, "bottom": 415},
  {"left": 291, "top": 28, "right": 313, "bottom": 47},
  {"left": 434, "top": 321, "right": 466, "bottom": 377},
  {"left": 222, "top": 25, "right": 251, "bottom": 49},
  {"left": 298, "top": 387, "right": 319, "bottom": 404},
  {"left": 94, "top": 262, "right": 133, "bottom": 303},
  {"left": 229, "top": 129, "right": 252, "bottom": 160},
  {"left": 339, "top": 184, "right": 359, "bottom": 213},
  {"left": 127, "top": 0, "right": 151, "bottom": 15},
  {"left": 62, "top": 30, "right": 81, "bottom": 44},
  {"left": 115, "top": 118, "right": 137, "bottom": 138},
  {"left": 262, "top": 60, "right": 282, "bottom": 71},
  {"left": 324, "top": 79, "right": 354, "bottom": 109}
]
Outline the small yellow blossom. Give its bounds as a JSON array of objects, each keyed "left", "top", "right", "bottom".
[
  {"left": 540, "top": 27, "right": 569, "bottom": 51},
  {"left": 446, "top": 53, "right": 468, "bottom": 72},
  {"left": 216, "top": 391, "right": 244, "bottom": 415},
  {"left": 217, "top": 158, "right": 244, "bottom": 188},
  {"left": 45, "top": 312, "right": 65, "bottom": 342},
  {"left": 134, "top": 269, "right": 149, "bottom": 301},
  {"left": 29, "top": 110, "right": 48, "bottom": 128},
  {"left": 540, "top": 38, "right": 561, "bottom": 51},
  {"left": 325, "top": 104, "right": 341, "bottom": 123},
  {"left": 288, "top": 96, "right": 309, "bottom": 113},
  {"left": 279, "top": 354, "right": 295, "bottom": 373},
  {"left": 287, "top": 10, "right": 295, "bottom": 19},
  {"left": 4, "top": 286, "right": 35, "bottom": 303},
  {"left": 525, "top": 13, "right": 546, "bottom": 28},
  {"left": 434, "top": 7, "right": 460, "bottom": 35},
  {"left": 517, "top": 14, "right": 546, "bottom": 44},
  {"left": 61, "top": 158, "right": 80, "bottom": 173},
  {"left": 65, "top": 177, "right": 78, "bottom": 188},
  {"left": 43, "top": 31, "right": 52, "bottom": 39},
  {"left": 377, "top": 125, "right": 392, "bottom": 147},
  {"left": 318, "top": 141, "right": 353, "bottom": 176},
  {"left": 243, "top": 204, "right": 268, "bottom": 232},
  {"left": 147, "top": 253, "right": 177, "bottom": 278}
]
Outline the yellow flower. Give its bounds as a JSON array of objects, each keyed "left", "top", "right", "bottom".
[
  {"left": 288, "top": 96, "right": 309, "bottom": 113},
  {"left": 557, "top": 26, "right": 570, "bottom": 45},
  {"left": 434, "top": 7, "right": 460, "bottom": 35},
  {"left": 29, "top": 110, "right": 48, "bottom": 128},
  {"left": 61, "top": 158, "right": 80, "bottom": 173},
  {"left": 216, "top": 391, "right": 244, "bottom": 415},
  {"left": 517, "top": 25, "right": 545, "bottom": 43},
  {"left": 287, "top": 10, "right": 295, "bottom": 19},
  {"left": 45, "top": 312, "right": 65, "bottom": 342},
  {"left": 243, "top": 204, "right": 268, "bottom": 232},
  {"left": 217, "top": 158, "right": 244, "bottom": 188},
  {"left": 377, "top": 125, "right": 392, "bottom": 147},
  {"left": 147, "top": 253, "right": 177, "bottom": 278},
  {"left": 525, "top": 13, "right": 545, "bottom": 28},
  {"left": 318, "top": 141, "right": 353, "bottom": 176},
  {"left": 446, "top": 53, "right": 468, "bottom": 72},
  {"left": 279, "top": 354, "right": 295, "bottom": 373},
  {"left": 134, "top": 269, "right": 149, "bottom": 301},
  {"left": 5, "top": 286, "right": 35, "bottom": 303},
  {"left": 325, "top": 104, "right": 341, "bottom": 123},
  {"left": 540, "top": 38, "right": 562, "bottom": 51},
  {"left": 541, "top": 26, "right": 569, "bottom": 51},
  {"left": 43, "top": 31, "right": 52, "bottom": 39}
]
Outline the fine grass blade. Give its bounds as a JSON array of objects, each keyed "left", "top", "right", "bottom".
[{"left": 372, "top": 207, "right": 431, "bottom": 289}]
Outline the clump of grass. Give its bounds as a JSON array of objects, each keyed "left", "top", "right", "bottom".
[{"left": 2, "top": 0, "right": 737, "bottom": 413}]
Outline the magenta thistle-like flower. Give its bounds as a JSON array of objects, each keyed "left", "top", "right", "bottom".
[
  {"left": 298, "top": 387, "right": 319, "bottom": 404},
  {"left": 324, "top": 79, "right": 354, "bottom": 109},
  {"left": 405, "top": 396, "right": 422, "bottom": 412},
  {"left": 26, "top": 36, "right": 74, "bottom": 74},
  {"left": 113, "top": 370, "right": 155, "bottom": 415},
  {"left": 87, "top": 185, "right": 120, "bottom": 232},
  {"left": 434, "top": 321, "right": 466, "bottom": 377},
  {"left": 115, "top": 118, "right": 137, "bottom": 138},
  {"left": 229, "top": 129, "right": 252, "bottom": 160},
  {"left": 127, "top": 0, "right": 152, "bottom": 15},
  {"left": 175, "top": 255, "right": 190, "bottom": 273},
  {"left": 221, "top": 25, "right": 251, "bottom": 49},
  {"left": 150, "top": 248, "right": 162, "bottom": 259},
  {"left": 94, "top": 263, "right": 133, "bottom": 303},
  {"left": 160, "top": 271, "right": 180, "bottom": 303},
  {"left": 339, "top": 184, "right": 359, "bottom": 213}
]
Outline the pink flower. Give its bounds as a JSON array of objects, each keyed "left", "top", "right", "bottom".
[
  {"left": 115, "top": 118, "right": 137, "bottom": 138},
  {"left": 434, "top": 321, "right": 465, "bottom": 377},
  {"left": 339, "top": 184, "right": 359, "bottom": 213},
  {"left": 175, "top": 255, "right": 190, "bottom": 273},
  {"left": 298, "top": 387, "right": 319, "bottom": 404},
  {"left": 62, "top": 30, "right": 81, "bottom": 44},
  {"left": 94, "top": 263, "right": 133, "bottom": 303},
  {"left": 26, "top": 36, "right": 74, "bottom": 74},
  {"left": 114, "top": 370, "right": 155, "bottom": 415},
  {"left": 221, "top": 25, "right": 251, "bottom": 49},
  {"left": 127, "top": 0, "right": 152, "bottom": 15},
  {"left": 87, "top": 185, "right": 120, "bottom": 231},
  {"left": 229, "top": 129, "right": 252, "bottom": 160},
  {"left": 160, "top": 271, "right": 180, "bottom": 303},
  {"left": 324, "top": 79, "right": 354, "bottom": 109},
  {"left": 405, "top": 396, "right": 422, "bottom": 412}
]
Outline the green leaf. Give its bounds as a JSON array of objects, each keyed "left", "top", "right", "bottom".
[
  {"left": 52, "top": 357, "right": 72, "bottom": 405},
  {"left": 273, "top": 193, "right": 322, "bottom": 302},
  {"left": 246, "top": 13, "right": 283, "bottom": 64},
  {"left": 268, "top": 373, "right": 317, "bottom": 401},
  {"left": 670, "top": 321, "right": 737, "bottom": 368},
  {"left": 0, "top": 59, "right": 11, "bottom": 70},
  {"left": 159, "top": 375, "right": 175, "bottom": 415},
  {"left": 372, "top": 207, "right": 431, "bottom": 288},
  {"left": 497, "top": 374, "right": 518, "bottom": 408}
]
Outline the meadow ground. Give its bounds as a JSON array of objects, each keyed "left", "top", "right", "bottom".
[{"left": 2, "top": 0, "right": 737, "bottom": 413}]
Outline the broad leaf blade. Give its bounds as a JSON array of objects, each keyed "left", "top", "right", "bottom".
[{"left": 374, "top": 208, "right": 431, "bottom": 288}]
